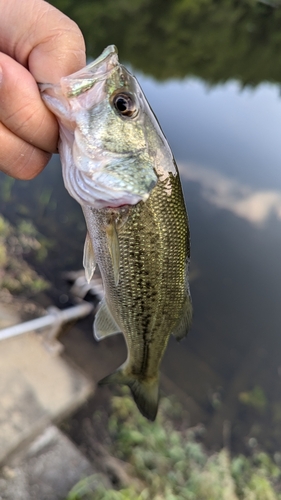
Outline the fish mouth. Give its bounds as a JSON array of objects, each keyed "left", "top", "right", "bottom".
[
  {"left": 88, "top": 45, "right": 118, "bottom": 70},
  {"left": 60, "top": 45, "right": 119, "bottom": 98},
  {"left": 38, "top": 45, "right": 119, "bottom": 98}
]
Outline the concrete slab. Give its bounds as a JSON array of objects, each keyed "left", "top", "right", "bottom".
[
  {"left": 0, "top": 426, "right": 109, "bottom": 500},
  {"left": 0, "top": 331, "right": 93, "bottom": 464},
  {"left": 0, "top": 304, "right": 19, "bottom": 329}
]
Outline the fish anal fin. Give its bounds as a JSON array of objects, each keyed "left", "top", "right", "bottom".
[
  {"left": 99, "top": 368, "right": 159, "bottom": 421},
  {"left": 83, "top": 232, "right": 96, "bottom": 283},
  {"left": 106, "top": 220, "right": 120, "bottom": 286},
  {"left": 172, "top": 295, "right": 192, "bottom": 341},
  {"left": 94, "top": 299, "right": 120, "bottom": 341}
]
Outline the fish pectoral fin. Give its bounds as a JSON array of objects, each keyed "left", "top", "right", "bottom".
[
  {"left": 172, "top": 294, "right": 193, "bottom": 341},
  {"left": 99, "top": 368, "right": 159, "bottom": 421},
  {"left": 83, "top": 232, "right": 96, "bottom": 283},
  {"left": 93, "top": 299, "right": 121, "bottom": 341},
  {"left": 106, "top": 220, "right": 120, "bottom": 286}
]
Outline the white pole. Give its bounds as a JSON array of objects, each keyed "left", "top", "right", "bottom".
[{"left": 0, "top": 302, "right": 93, "bottom": 342}]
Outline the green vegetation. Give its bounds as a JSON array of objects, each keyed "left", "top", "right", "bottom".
[
  {"left": 239, "top": 386, "right": 268, "bottom": 412},
  {"left": 50, "top": 0, "right": 281, "bottom": 86},
  {"left": 0, "top": 216, "right": 49, "bottom": 296},
  {"left": 66, "top": 391, "right": 281, "bottom": 500},
  {"left": 68, "top": 477, "right": 140, "bottom": 500}
]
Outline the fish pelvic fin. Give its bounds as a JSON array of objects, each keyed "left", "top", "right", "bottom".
[
  {"left": 93, "top": 299, "right": 121, "bottom": 341},
  {"left": 83, "top": 232, "right": 96, "bottom": 283},
  {"left": 106, "top": 218, "right": 120, "bottom": 286},
  {"left": 99, "top": 369, "right": 159, "bottom": 421}
]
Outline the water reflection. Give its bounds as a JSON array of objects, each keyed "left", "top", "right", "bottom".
[
  {"left": 51, "top": 0, "right": 281, "bottom": 86},
  {"left": 180, "top": 162, "right": 281, "bottom": 225},
  {"left": 140, "top": 77, "right": 281, "bottom": 190},
  {"left": 175, "top": 172, "right": 281, "bottom": 452}
]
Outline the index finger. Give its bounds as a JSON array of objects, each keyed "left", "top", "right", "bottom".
[{"left": 0, "top": 0, "right": 86, "bottom": 83}]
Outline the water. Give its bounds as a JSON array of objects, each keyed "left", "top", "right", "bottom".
[
  {"left": 141, "top": 76, "right": 281, "bottom": 452},
  {"left": 1, "top": 0, "right": 281, "bottom": 454}
]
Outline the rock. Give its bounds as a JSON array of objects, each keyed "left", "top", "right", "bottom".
[
  {"left": 0, "top": 426, "right": 108, "bottom": 500},
  {"left": 0, "top": 331, "right": 93, "bottom": 464}
]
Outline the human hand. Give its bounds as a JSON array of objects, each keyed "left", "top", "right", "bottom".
[{"left": 0, "top": 0, "right": 86, "bottom": 179}]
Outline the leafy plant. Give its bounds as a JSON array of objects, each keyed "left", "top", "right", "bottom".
[{"left": 66, "top": 391, "right": 281, "bottom": 499}]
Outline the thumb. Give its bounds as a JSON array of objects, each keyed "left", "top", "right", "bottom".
[{"left": 0, "top": 0, "right": 86, "bottom": 83}]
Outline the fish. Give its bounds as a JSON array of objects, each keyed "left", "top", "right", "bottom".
[{"left": 40, "top": 45, "right": 192, "bottom": 421}]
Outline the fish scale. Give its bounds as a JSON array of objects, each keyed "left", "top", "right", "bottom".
[{"left": 84, "top": 171, "right": 190, "bottom": 383}]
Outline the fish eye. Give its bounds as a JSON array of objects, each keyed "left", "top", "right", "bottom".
[{"left": 112, "top": 92, "right": 138, "bottom": 118}]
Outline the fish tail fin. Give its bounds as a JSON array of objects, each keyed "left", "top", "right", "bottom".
[
  {"left": 128, "top": 377, "right": 159, "bottom": 422},
  {"left": 99, "top": 369, "right": 159, "bottom": 421}
]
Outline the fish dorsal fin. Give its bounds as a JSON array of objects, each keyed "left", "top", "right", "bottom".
[
  {"left": 83, "top": 232, "right": 96, "bottom": 283},
  {"left": 106, "top": 219, "right": 120, "bottom": 286},
  {"left": 172, "top": 294, "right": 193, "bottom": 341},
  {"left": 94, "top": 299, "right": 121, "bottom": 341}
]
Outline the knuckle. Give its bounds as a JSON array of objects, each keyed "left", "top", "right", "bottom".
[
  {"left": 17, "top": 152, "right": 51, "bottom": 180},
  {"left": 1, "top": 147, "right": 50, "bottom": 180}
]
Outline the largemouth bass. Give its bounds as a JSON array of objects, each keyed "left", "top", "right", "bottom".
[{"left": 40, "top": 45, "right": 192, "bottom": 421}]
